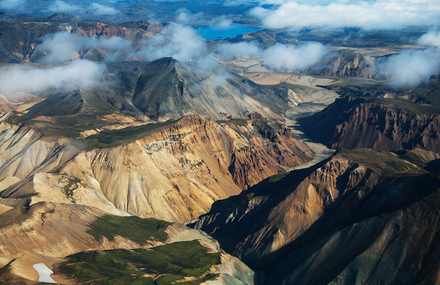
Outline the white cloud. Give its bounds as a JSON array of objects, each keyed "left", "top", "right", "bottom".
[
  {"left": 0, "top": 0, "right": 26, "bottom": 10},
  {"left": 36, "top": 32, "right": 132, "bottom": 63},
  {"left": 175, "top": 8, "right": 233, "bottom": 26},
  {"left": 417, "top": 31, "right": 440, "bottom": 47},
  {"left": 133, "top": 24, "right": 328, "bottom": 72},
  {"left": 262, "top": 42, "right": 329, "bottom": 71},
  {"left": 215, "top": 42, "right": 261, "bottom": 60},
  {"left": 90, "top": 3, "right": 119, "bottom": 15},
  {"left": 46, "top": 0, "right": 81, "bottom": 13},
  {"left": 134, "top": 24, "right": 207, "bottom": 63},
  {"left": 0, "top": 60, "right": 106, "bottom": 93},
  {"left": 250, "top": 1, "right": 440, "bottom": 30},
  {"left": 378, "top": 48, "right": 440, "bottom": 87}
]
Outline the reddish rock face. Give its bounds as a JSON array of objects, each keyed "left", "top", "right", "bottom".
[
  {"left": 301, "top": 96, "right": 440, "bottom": 152},
  {"left": 228, "top": 122, "right": 313, "bottom": 189}
]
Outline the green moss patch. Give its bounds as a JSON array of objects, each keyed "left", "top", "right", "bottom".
[
  {"left": 56, "top": 240, "right": 221, "bottom": 284},
  {"left": 216, "top": 119, "right": 247, "bottom": 126},
  {"left": 87, "top": 215, "right": 171, "bottom": 245},
  {"left": 338, "top": 149, "right": 425, "bottom": 176},
  {"left": 84, "top": 120, "right": 177, "bottom": 148}
]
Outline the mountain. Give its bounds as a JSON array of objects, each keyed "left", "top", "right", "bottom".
[
  {"left": 0, "top": 115, "right": 313, "bottom": 222},
  {"left": 300, "top": 96, "right": 440, "bottom": 151},
  {"left": 22, "top": 57, "right": 297, "bottom": 123},
  {"left": 187, "top": 148, "right": 440, "bottom": 284},
  {"left": 0, "top": 15, "right": 164, "bottom": 63},
  {"left": 306, "top": 50, "right": 376, "bottom": 78}
]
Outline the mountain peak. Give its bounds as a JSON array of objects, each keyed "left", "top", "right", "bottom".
[{"left": 148, "top": 57, "right": 187, "bottom": 72}]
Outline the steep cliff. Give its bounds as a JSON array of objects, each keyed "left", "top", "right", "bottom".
[
  {"left": 187, "top": 149, "right": 440, "bottom": 284},
  {"left": 300, "top": 96, "right": 440, "bottom": 151}
]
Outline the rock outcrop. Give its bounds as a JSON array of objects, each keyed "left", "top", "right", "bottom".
[{"left": 300, "top": 96, "right": 440, "bottom": 151}]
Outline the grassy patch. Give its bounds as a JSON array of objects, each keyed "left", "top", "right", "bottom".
[
  {"left": 8, "top": 114, "right": 113, "bottom": 139},
  {"left": 277, "top": 166, "right": 287, "bottom": 173},
  {"left": 56, "top": 240, "right": 221, "bottom": 285},
  {"left": 84, "top": 120, "right": 177, "bottom": 148},
  {"left": 63, "top": 176, "right": 81, "bottom": 201},
  {"left": 339, "top": 149, "right": 425, "bottom": 176},
  {"left": 295, "top": 149, "right": 312, "bottom": 162},
  {"left": 145, "top": 110, "right": 159, "bottom": 121},
  {"left": 423, "top": 188, "right": 440, "bottom": 202},
  {"left": 273, "top": 216, "right": 284, "bottom": 231},
  {"left": 328, "top": 81, "right": 358, "bottom": 87},
  {"left": 374, "top": 97, "right": 440, "bottom": 115},
  {"left": 246, "top": 193, "right": 255, "bottom": 200},
  {"left": 216, "top": 119, "right": 247, "bottom": 126},
  {"left": 280, "top": 82, "right": 312, "bottom": 93},
  {"left": 268, "top": 173, "right": 289, "bottom": 183},
  {"left": 87, "top": 215, "right": 171, "bottom": 245}
]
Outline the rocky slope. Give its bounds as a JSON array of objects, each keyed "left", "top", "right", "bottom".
[
  {"left": 0, "top": 201, "right": 255, "bottom": 284},
  {"left": 300, "top": 96, "right": 440, "bottom": 151},
  {"left": 0, "top": 115, "right": 313, "bottom": 222},
  {"left": 187, "top": 148, "right": 440, "bottom": 284}
]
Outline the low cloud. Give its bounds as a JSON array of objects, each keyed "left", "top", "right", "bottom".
[
  {"left": 215, "top": 42, "right": 261, "bottom": 60},
  {"left": 377, "top": 48, "right": 440, "bottom": 88},
  {"left": 36, "top": 32, "right": 132, "bottom": 63},
  {"left": 133, "top": 24, "right": 329, "bottom": 72},
  {"left": 417, "top": 31, "right": 440, "bottom": 47},
  {"left": 262, "top": 42, "right": 329, "bottom": 71},
  {"left": 250, "top": 1, "right": 440, "bottom": 30},
  {"left": 175, "top": 8, "right": 233, "bottom": 26},
  {"left": 134, "top": 24, "right": 207, "bottom": 63},
  {"left": 0, "top": 0, "right": 26, "bottom": 10},
  {"left": 90, "top": 3, "right": 119, "bottom": 15},
  {"left": 134, "top": 24, "right": 328, "bottom": 72},
  {"left": 0, "top": 59, "right": 106, "bottom": 93},
  {"left": 46, "top": 0, "right": 81, "bottom": 13}
]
